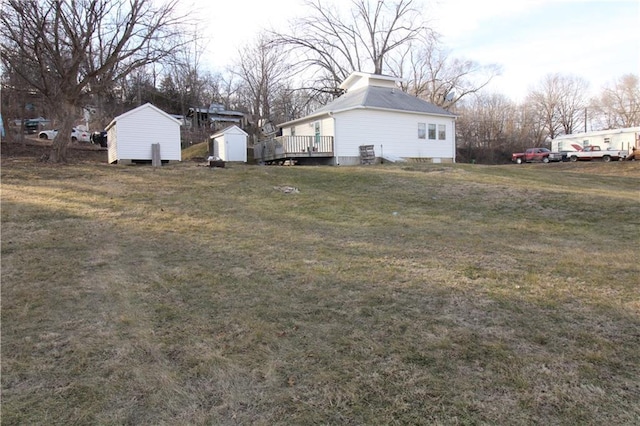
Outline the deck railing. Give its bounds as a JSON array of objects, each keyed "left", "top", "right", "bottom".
[{"left": 254, "top": 135, "right": 334, "bottom": 162}]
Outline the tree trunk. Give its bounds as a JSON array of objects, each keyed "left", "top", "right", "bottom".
[
  {"left": 49, "top": 103, "right": 76, "bottom": 163},
  {"left": 49, "top": 137, "right": 70, "bottom": 162}
]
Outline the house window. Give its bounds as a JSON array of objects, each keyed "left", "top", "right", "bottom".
[
  {"left": 428, "top": 124, "right": 436, "bottom": 140},
  {"left": 291, "top": 127, "right": 295, "bottom": 136},
  {"left": 418, "top": 123, "right": 426, "bottom": 139},
  {"left": 438, "top": 124, "right": 446, "bottom": 140},
  {"left": 583, "top": 140, "right": 589, "bottom": 148}
]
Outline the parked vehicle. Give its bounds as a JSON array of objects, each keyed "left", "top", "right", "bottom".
[
  {"left": 568, "top": 146, "right": 627, "bottom": 162},
  {"left": 512, "top": 148, "right": 562, "bottom": 164},
  {"left": 90, "top": 131, "right": 108, "bottom": 147},
  {"left": 38, "top": 128, "right": 91, "bottom": 142},
  {"left": 24, "top": 120, "right": 39, "bottom": 134},
  {"left": 21, "top": 117, "right": 51, "bottom": 134},
  {"left": 559, "top": 150, "right": 574, "bottom": 162}
]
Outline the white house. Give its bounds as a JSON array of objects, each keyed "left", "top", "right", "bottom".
[
  {"left": 209, "top": 125, "right": 248, "bottom": 162},
  {"left": 105, "top": 103, "right": 182, "bottom": 164},
  {"left": 552, "top": 127, "right": 640, "bottom": 154},
  {"left": 271, "top": 72, "right": 457, "bottom": 165}
]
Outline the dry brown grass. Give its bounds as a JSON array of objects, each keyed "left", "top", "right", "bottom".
[{"left": 2, "top": 156, "right": 639, "bottom": 425}]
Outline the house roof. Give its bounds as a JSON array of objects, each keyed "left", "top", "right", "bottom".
[
  {"left": 279, "top": 84, "right": 455, "bottom": 127},
  {"left": 189, "top": 103, "right": 245, "bottom": 117},
  {"left": 106, "top": 103, "right": 181, "bottom": 130}
]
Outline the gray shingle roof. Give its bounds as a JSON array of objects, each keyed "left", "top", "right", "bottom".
[{"left": 312, "top": 85, "right": 455, "bottom": 116}]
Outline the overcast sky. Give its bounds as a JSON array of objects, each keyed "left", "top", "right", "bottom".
[{"left": 190, "top": 0, "right": 639, "bottom": 102}]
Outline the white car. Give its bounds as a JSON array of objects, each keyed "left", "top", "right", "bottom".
[{"left": 38, "top": 128, "right": 91, "bottom": 142}]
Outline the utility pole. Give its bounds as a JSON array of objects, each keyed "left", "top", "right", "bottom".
[{"left": 584, "top": 107, "right": 587, "bottom": 132}]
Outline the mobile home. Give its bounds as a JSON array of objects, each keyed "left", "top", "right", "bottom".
[{"left": 552, "top": 127, "right": 640, "bottom": 154}]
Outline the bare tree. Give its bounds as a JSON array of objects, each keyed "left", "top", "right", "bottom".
[
  {"left": 232, "top": 35, "right": 291, "bottom": 142},
  {"left": 593, "top": 74, "right": 640, "bottom": 129},
  {"left": 527, "top": 73, "right": 589, "bottom": 139},
  {"left": 556, "top": 75, "right": 589, "bottom": 135},
  {"left": 217, "top": 72, "right": 242, "bottom": 113},
  {"left": 199, "top": 72, "right": 226, "bottom": 109},
  {"left": 0, "top": 0, "right": 192, "bottom": 162},
  {"left": 455, "top": 93, "right": 518, "bottom": 163},
  {"left": 0, "top": 66, "right": 46, "bottom": 144},
  {"left": 272, "top": 0, "right": 428, "bottom": 96},
  {"left": 394, "top": 42, "right": 500, "bottom": 108},
  {"left": 513, "top": 102, "right": 547, "bottom": 148}
]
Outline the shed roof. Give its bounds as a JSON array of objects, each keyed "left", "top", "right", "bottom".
[
  {"left": 210, "top": 124, "right": 248, "bottom": 139},
  {"left": 106, "top": 103, "right": 181, "bottom": 130}
]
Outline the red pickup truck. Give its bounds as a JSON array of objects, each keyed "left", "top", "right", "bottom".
[{"left": 512, "top": 148, "right": 562, "bottom": 164}]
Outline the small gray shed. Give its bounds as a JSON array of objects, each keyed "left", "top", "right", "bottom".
[{"left": 106, "top": 103, "right": 181, "bottom": 164}]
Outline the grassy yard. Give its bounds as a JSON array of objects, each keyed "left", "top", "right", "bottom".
[{"left": 2, "top": 158, "right": 639, "bottom": 425}]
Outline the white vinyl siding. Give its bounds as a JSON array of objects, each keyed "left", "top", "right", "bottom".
[
  {"left": 284, "top": 116, "right": 334, "bottom": 138},
  {"left": 107, "top": 127, "right": 118, "bottom": 164},
  {"left": 107, "top": 104, "right": 181, "bottom": 163},
  {"left": 334, "top": 109, "right": 455, "bottom": 161},
  {"left": 211, "top": 126, "right": 247, "bottom": 162}
]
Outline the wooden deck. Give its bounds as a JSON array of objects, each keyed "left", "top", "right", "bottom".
[{"left": 254, "top": 136, "right": 334, "bottom": 163}]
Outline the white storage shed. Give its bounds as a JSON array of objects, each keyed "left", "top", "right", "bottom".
[
  {"left": 106, "top": 103, "right": 182, "bottom": 164},
  {"left": 209, "top": 125, "right": 248, "bottom": 162}
]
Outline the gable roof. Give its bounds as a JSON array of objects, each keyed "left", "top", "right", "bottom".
[
  {"left": 210, "top": 124, "right": 248, "bottom": 139},
  {"left": 106, "top": 103, "right": 181, "bottom": 130},
  {"left": 279, "top": 83, "right": 455, "bottom": 127},
  {"left": 321, "top": 85, "right": 454, "bottom": 116}
]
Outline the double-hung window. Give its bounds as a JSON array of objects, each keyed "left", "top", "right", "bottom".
[
  {"left": 428, "top": 124, "right": 436, "bottom": 140},
  {"left": 418, "top": 123, "right": 426, "bottom": 139}
]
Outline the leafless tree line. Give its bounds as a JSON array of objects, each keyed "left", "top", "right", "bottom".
[
  {"left": 455, "top": 73, "right": 639, "bottom": 163},
  {"left": 1, "top": 0, "right": 638, "bottom": 163}
]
